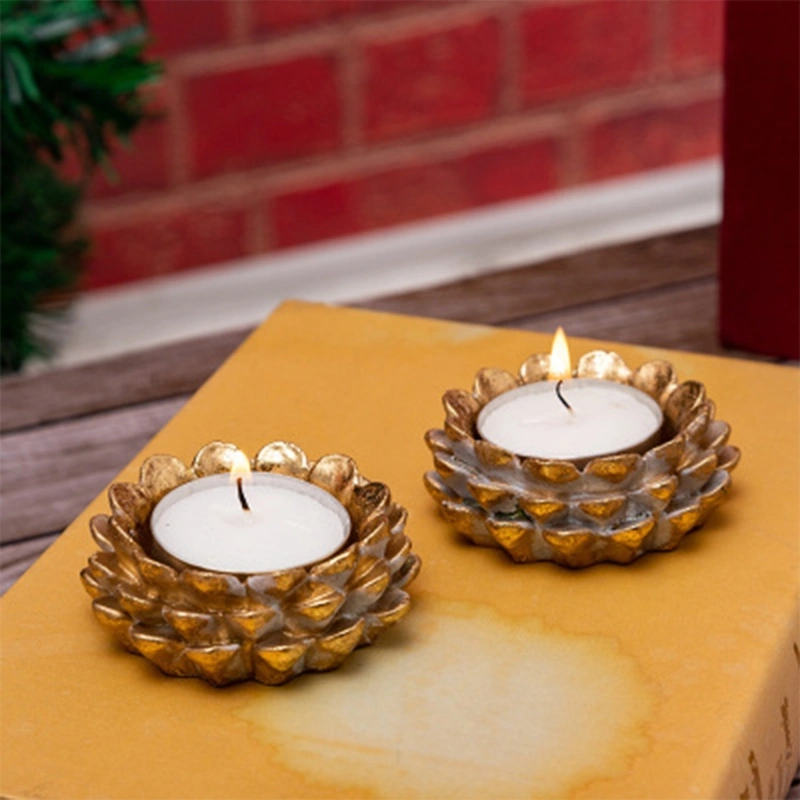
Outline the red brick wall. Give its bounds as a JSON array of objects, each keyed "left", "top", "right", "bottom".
[{"left": 82, "top": 0, "right": 724, "bottom": 289}]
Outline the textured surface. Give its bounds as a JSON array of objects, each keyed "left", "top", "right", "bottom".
[{"left": 1, "top": 301, "right": 798, "bottom": 799}]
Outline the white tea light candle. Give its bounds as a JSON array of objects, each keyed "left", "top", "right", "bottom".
[
  {"left": 151, "top": 472, "right": 350, "bottom": 573},
  {"left": 477, "top": 379, "right": 663, "bottom": 461}
]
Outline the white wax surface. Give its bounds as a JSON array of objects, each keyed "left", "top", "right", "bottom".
[
  {"left": 477, "top": 379, "right": 663, "bottom": 461},
  {"left": 150, "top": 473, "right": 350, "bottom": 573}
]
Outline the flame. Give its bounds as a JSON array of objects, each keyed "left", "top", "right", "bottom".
[
  {"left": 547, "top": 326, "right": 572, "bottom": 380},
  {"left": 229, "top": 450, "right": 252, "bottom": 483}
]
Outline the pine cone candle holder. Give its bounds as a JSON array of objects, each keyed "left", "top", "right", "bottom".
[
  {"left": 81, "top": 441, "right": 421, "bottom": 686},
  {"left": 424, "top": 350, "right": 740, "bottom": 568}
]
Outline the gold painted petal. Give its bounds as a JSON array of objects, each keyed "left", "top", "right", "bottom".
[
  {"left": 352, "top": 482, "right": 391, "bottom": 528},
  {"left": 444, "top": 417, "right": 472, "bottom": 441},
  {"left": 424, "top": 428, "right": 454, "bottom": 455},
  {"left": 308, "top": 454, "right": 357, "bottom": 505},
  {"left": 80, "top": 568, "right": 105, "bottom": 599},
  {"left": 87, "top": 551, "right": 121, "bottom": 584},
  {"left": 89, "top": 514, "right": 115, "bottom": 552},
  {"left": 136, "top": 555, "right": 179, "bottom": 589},
  {"left": 130, "top": 624, "right": 195, "bottom": 677},
  {"left": 576, "top": 351, "right": 632, "bottom": 383},
  {"left": 485, "top": 518, "right": 533, "bottom": 562},
  {"left": 472, "top": 367, "right": 519, "bottom": 403},
  {"left": 578, "top": 496, "right": 626, "bottom": 521},
  {"left": 702, "top": 420, "right": 731, "bottom": 451},
  {"left": 254, "top": 637, "right": 310, "bottom": 683},
  {"left": 542, "top": 529, "right": 597, "bottom": 568},
  {"left": 108, "top": 482, "right": 151, "bottom": 526},
  {"left": 254, "top": 441, "right": 309, "bottom": 478},
  {"left": 522, "top": 458, "right": 580, "bottom": 484},
  {"left": 680, "top": 452, "right": 718, "bottom": 484},
  {"left": 585, "top": 454, "right": 640, "bottom": 483},
  {"left": 665, "top": 503, "right": 702, "bottom": 537},
  {"left": 117, "top": 583, "right": 161, "bottom": 621},
  {"left": 664, "top": 381, "right": 706, "bottom": 427},
  {"left": 518, "top": 496, "right": 566, "bottom": 521},
  {"left": 443, "top": 389, "right": 480, "bottom": 430},
  {"left": 474, "top": 439, "right": 517, "bottom": 469},
  {"left": 609, "top": 518, "right": 655, "bottom": 551},
  {"left": 384, "top": 535, "right": 413, "bottom": 575},
  {"left": 633, "top": 360, "right": 678, "bottom": 402},
  {"left": 423, "top": 471, "right": 458, "bottom": 503},
  {"left": 466, "top": 477, "right": 514, "bottom": 509},
  {"left": 181, "top": 569, "right": 246, "bottom": 610},
  {"left": 648, "top": 436, "right": 685, "bottom": 471},
  {"left": 163, "top": 607, "right": 219, "bottom": 644},
  {"left": 139, "top": 455, "right": 191, "bottom": 502},
  {"left": 359, "top": 518, "right": 391, "bottom": 552},
  {"left": 184, "top": 643, "right": 246, "bottom": 686},
  {"left": 350, "top": 556, "right": 391, "bottom": 599},
  {"left": 717, "top": 445, "right": 741, "bottom": 472},
  {"left": 440, "top": 498, "right": 488, "bottom": 541},
  {"left": 293, "top": 580, "right": 346, "bottom": 624},
  {"left": 432, "top": 450, "right": 462, "bottom": 479},
  {"left": 683, "top": 402, "right": 713, "bottom": 440},
  {"left": 316, "top": 618, "right": 366, "bottom": 659},
  {"left": 91, "top": 597, "right": 135, "bottom": 650},
  {"left": 227, "top": 607, "right": 281, "bottom": 640},
  {"left": 192, "top": 441, "right": 244, "bottom": 477},
  {"left": 646, "top": 474, "right": 679, "bottom": 504},
  {"left": 393, "top": 553, "right": 422, "bottom": 589},
  {"left": 310, "top": 543, "right": 358, "bottom": 586},
  {"left": 697, "top": 471, "right": 731, "bottom": 513},
  {"left": 519, "top": 353, "right": 550, "bottom": 384},
  {"left": 363, "top": 589, "right": 412, "bottom": 643},
  {"left": 246, "top": 568, "right": 306, "bottom": 602},
  {"left": 387, "top": 503, "right": 407, "bottom": 535}
]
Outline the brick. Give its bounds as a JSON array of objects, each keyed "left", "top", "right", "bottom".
[
  {"left": 249, "top": 0, "right": 432, "bottom": 34},
  {"left": 250, "top": 0, "right": 357, "bottom": 33},
  {"left": 273, "top": 134, "right": 560, "bottom": 248},
  {"left": 84, "top": 204, "right": 248, "bottom": 288},
  {"left": 364, "top": 17, "right": 501, "bottom": 142},
  {"left": 520, "top": 1, "right": 652, "bottom": 106},
  {"left": 462, "top": 138, "right": 560, "bottom": 205},
  {"left": 669, "top": 0, "right": 724, "bottom": 74},
  {"left": 88, "top": 118, "right": 170, "bottom": 199},
  {"left": 186, "top": 54, "right": 341, "bottom": 179},
  {"left": 145, "top": 0, "right": 231, "bottom": 56},
  {"left": 585, "top": 97, "right": 722, "bottom": 181}
]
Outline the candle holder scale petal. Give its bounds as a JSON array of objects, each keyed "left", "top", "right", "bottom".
[
  {"left": 81, "top": 441, "right": 421, "bottom": 686},
  {"left": 425, "top": 352, "right": 740, "bottom": 567}
]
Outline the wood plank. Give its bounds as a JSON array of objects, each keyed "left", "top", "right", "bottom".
[
  {"left": 0, "top": 533, "right": 60, "bottom": 597},
  {"left": 505, "top": 277, "right": 722, "bottom": 353},
  {"left": 0, "top": 396, "right": 186, "bottom": 545},
  {"left": 0, "top": 327, "right": 249, "bottom": 434},
  {"left": 358, "top": 227, "right": 718, "bottom": 325}
]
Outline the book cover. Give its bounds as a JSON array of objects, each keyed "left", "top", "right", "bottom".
[{"left": 1, "top": 301, "right": 797, "bottom": 799}]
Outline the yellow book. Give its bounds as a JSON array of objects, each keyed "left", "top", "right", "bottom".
[{"left": 1, "top": 301, "right": 798, "bottom": 799}]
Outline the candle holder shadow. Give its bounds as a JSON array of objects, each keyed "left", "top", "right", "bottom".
[
  {"left": 80, "top": 441, "right": 421, "bottom": 686},
  {"left": 424, "top": 351, "right": 740, "bottom": 568}
]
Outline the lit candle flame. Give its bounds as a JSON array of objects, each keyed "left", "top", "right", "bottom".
[
  {"left": 230, "top": 450, "right": 252, "bottom": 512},
  {"left": 229, "top": 450, "right": 252, "bottom": 483},
  {"left": 548, "top": 326, "right": 572, "bottom": 381}
]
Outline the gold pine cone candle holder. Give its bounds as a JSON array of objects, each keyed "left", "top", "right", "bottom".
[
  {"left": 81, "top": 441, "right": 421, "bottom": 686},
  {"left": 424, "top": 351, "right": 740, "bottom": 567}
]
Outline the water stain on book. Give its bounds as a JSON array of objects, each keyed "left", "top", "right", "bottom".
[{"left": 236, "top": 596, "right": 655, "bottom": 799}]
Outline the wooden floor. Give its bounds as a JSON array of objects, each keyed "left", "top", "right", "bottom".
[{"left": 0, "top": 226, "right": 783, "bottom": 594}]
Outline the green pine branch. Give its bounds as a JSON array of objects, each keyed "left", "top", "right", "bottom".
[{"left": 1, "top": 0, "right": 161, "bottom": 373}]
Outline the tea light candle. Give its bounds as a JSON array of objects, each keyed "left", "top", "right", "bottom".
[
  {"left": 477, "top": 380, "right": 663, "bottom": 461},
  {"left": 477, "top": 328, "right": 663, "bottom": 462},
  {"left": 150, "top": 468, "right": 350, "bottom": 574}
]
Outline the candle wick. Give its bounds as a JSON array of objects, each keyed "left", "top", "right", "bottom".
[
  {"left": 555, "top": 379, "right": 575, "bottom": 414},
  {"left": 236, "top": 476, "right": 251, "bottom": 512}
]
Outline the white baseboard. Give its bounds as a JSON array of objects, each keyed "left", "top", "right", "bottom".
[{"left": 37, "top": 159, "right": 722, "bottom": 370}]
